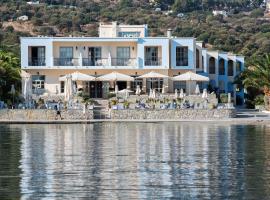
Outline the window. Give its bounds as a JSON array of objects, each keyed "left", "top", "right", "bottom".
[
  {"left": 209, "top": 57, "right": 215, "bottom": 74},
  {"left": 59, "top": 47, "right": 73, "bottom": 66},
  {"left": 87, "top": 47, "right": 101, "bottom": 66},
  {"left": 60, "top": 47, "right": 73, "bottom": 58},
  {"left": 219, "top": 58, "right": 225, "bottom": 75},
  {"left": 228, "top": 60, "right": 234, "bottom": 76},
  {"left": 145, "top": 47, "right": 160, "bottom": 66},
  {"left": 32, "top": 75, "right": 45, "bottom": 90},
  {"left": 176, "top": 46, "right": 188, "bottom": 66},
  {"left": 117, "top": 47, "right": 130, "bottom": 66},
  {"left": 196, "top": 49, "right": 200, "bottom": 68},
  {"left": 60, "top": 81, "right": 65, "bottom": 93},
  {"left": 236, "top": 61, "right": 242, "bottom": 73},
  {"left": 29, "top": 46, "right": 45, "bottom": 66}
]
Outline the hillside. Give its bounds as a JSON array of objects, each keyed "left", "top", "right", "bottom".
[{"left": 0, "top": 0, "right": 269, "bottom": 62}]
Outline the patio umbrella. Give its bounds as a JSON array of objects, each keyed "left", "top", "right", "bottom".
[
  {"left": 149, "top": 88, "right": 153, "bottom": 98},
  {"left": 195, "top": 84, "right": 200, "bottom": 95},
  {"left": 97, "top": 71, "right": 134, "bottom": 82},
  {"left": 119, "top": 89, "right": 132, "bottom": 99},
  {"left": 21, "top": 71, "right": 32, "bottom": 105},
  {"left": 135, "top": 85, "right": 141, "bottom": 96},
  {"left": 228, "top": 93, "right": 231, "bottom": 103},
  {"left": 119, "top": 89, "right": 133, "bottom": 93},
  {"left": 59, "top": 71, "right": 95, "bottom": 81},
  {"left": 179, "top": 88, "right": 184, "bottom": 99},
  {"left": 114, "top": 84, "right": 119, "bottom": 94},
  {"left": 173, "top": 71, "right": 209, "bottom": 95},
  {"left": 64, "top": 74, "right": 73, "bottom": 102},
  {"left": 162, "top": 85, "right": 166, "bottom": 94},
  {"left": 175, "top": 89, "right": 178, "bottom": 99},
  {"left": 152, "top": 89, "right": 156, "bottom": 99},
  {"left": 202, "top": 89, "right": 208, "bottom": 99},
  {"left": 138, "top": 71, "right": 168, "bottom": 79}
]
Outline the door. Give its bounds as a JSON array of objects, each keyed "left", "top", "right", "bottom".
[
  {"left": 89, "top": 81, "right": 103, "bottom": 98},
  {"left": 88, "top": 47, "right": 101, "bottom": 66}
]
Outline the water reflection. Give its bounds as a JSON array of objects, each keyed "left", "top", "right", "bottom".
[{"left": 1, "top": 123, "right": 270, "bottom": 199}]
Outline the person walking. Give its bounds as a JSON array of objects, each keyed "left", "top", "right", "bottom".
[{"left": 54, "top": 102, "right": 62, "bottom": 120}]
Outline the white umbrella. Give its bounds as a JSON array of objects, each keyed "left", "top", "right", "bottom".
[
  {"left": 202, "top": 89, "right": 208, "bottom": 99},
  {"left": 21, "top": 71, "right": 32, "bottom": 104},
  {"left": 138, "top": 71, "right": 168, "bottom": 79},
  {"left": 175, "top": 89, "right": 178, "bottom": 99},
  {"left": 179, "top": 88, "right": 184, "bottom": 99},
  {"left": 228, "top": 93, "right": 231, "bottom": 103},
  {"left": 195, "top": 84, "right": 200, "bottom": 95},
  {"left": 64, "top": 74, "right": 73, "bottom": 102},
  {"left": 97, "top": 71, "right": 134, "bottom": 82},
  {"left": 152, "top": 89, "right": 156, "bottom": 99},
  {"left": 149, "top": 88, "right": 153, "bottom": 98},
  {"left": 118, "top": 89, "right": 133, "bottom": 99},
  {"left": 118, "top": 89, "right": 133, "bottom": 93},
  {"left": 114, "top": 84, "right": 119, "bottom": 94},
  {"left": 59, "top": 71, "right": 95, "bottom": 81},
  {"left": 173, "top": 71, "right": 209, "bottom": 95},
  {"left": 135, "top": 85, "right": 141, "bottom": 96},
  {"left": 162, "top": 85, "right": 166, "bottom": 94}
]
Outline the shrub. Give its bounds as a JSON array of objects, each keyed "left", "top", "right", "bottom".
[
  {"left": 254, "top": 95, "right": 264, "bottom": 105},
  {"left": 220, "top": 93, "right": 228, "bottom": 103}
]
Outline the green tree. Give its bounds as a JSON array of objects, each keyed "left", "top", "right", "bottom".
[
  {"left": 0, "top": 50, "right": 21, "bottom": 103},
  {"left": 240, "top": 54, "right": 270, "bottom": 110}
]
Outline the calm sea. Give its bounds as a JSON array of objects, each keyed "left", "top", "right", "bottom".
[{"left": 0, "top": 123, "right": 270, "bottom": 199}]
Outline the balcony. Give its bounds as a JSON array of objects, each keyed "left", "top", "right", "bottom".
[
  {"left": 144, "top": 58, "right": 162, "bottom": 66},
  {"left": 28, "top": 57, "right": 46, "bottom": 66}
]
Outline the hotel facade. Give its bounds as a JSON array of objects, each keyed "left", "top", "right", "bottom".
[{"left": 21, "top": 22, "right": 245, "bottom": 104}]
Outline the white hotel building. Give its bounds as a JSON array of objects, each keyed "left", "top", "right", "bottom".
[{"left": 21, "top": 22, "right": 245, "bottom": 104}]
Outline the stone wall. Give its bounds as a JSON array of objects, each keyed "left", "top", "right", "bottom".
[
  {"left": 0, "top": 109, "right": 94, "bottom": 121},
  {"left": 110, "top": 109, "right": 236, "bottom": 120}
]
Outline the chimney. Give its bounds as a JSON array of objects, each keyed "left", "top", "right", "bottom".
[{"left": 167, "top": 29, "right": 172, "bottom": 38}]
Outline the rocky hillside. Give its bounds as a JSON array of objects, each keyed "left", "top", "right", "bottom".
[{"left": 0, "top": 0, "right": 269, "bottom": 62}]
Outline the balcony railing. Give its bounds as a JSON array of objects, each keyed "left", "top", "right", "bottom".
[
  {"left": 83, "top": 58, "right": 137, "bottom": 67},
  {"left": 54, "top": 58, "right": 78, "bottom": 66},
  {"left": 82, "top": 58, "right": 108, "bottom": 66},
  {"left": 111, "top": 58, "right": 136, "bottom": 66},
  {"left": 144, "top": 58, "right": 162, "bottom": 66},
  {"left": 53, "top": 57, "right": 137, "bottom": 67},
  {"left": 28, "top": 57, "right": 46, "bottom": 66}
]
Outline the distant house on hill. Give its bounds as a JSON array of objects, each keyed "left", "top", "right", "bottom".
[
  {"left": 26, "top": 1, "right": 39, "bottom": 5},
  {"left": 17, "top": 15, "right": 28, "bottom": 21},
  {"left": 212, "top": 10, "right": 228, "bottom": 17}
]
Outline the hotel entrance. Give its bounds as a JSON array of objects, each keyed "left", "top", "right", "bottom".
[{"left": 88, "top": 81, "right": 103, "bottom": 98}]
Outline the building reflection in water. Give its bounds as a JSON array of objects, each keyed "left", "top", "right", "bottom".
[{"left": 17, "top": 123, "right": 270, "bottom": 199}]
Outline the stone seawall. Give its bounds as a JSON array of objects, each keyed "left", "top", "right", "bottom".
[
  {"left": 110, "top": 109, "right": 236, "bottom": 120},
  {"left": 0, "top": 109, "right": 94, "bottom": 121}
]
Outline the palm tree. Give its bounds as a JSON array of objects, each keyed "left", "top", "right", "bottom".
[{"left": 240, "top": 54, "right": 270, "bottom": 110}]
